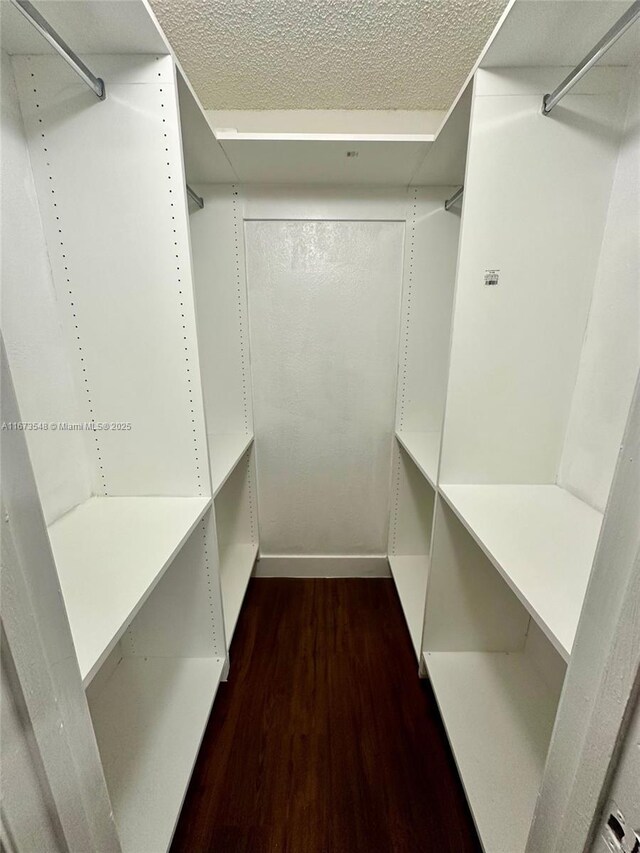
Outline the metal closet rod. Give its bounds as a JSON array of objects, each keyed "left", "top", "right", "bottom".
[
  {"left": 542, "top": 0, "right": 640, "bottom": 115},
  {"left": 10, "top": 0, "right": 105, "bottom": 100},
  {"left": 186, "top": 184, "right": 204, "bottom": 209},
  {"left": 444, "top": 186, "right": 464, "bottom": 211}
]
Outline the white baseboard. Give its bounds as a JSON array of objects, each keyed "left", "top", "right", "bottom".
[{"left": 254, "top": 555, "right": 391, "bottom": 578}]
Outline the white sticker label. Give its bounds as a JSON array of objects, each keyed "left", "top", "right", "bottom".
[{"left": 484, "top": 269, "right": 500, "bottom": 286}]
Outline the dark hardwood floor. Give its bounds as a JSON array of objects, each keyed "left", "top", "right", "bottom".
[{"left": 172, "top": 578, "right": 480, "bottom": 853}]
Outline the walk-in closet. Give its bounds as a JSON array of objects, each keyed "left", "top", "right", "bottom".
[{"left": 2, "top": 0, "right": 639, "bottom": 851}]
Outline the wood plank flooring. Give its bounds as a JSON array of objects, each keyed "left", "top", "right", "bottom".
[{"left": 172, "top": 578, "right": 480, "bottom": 853}]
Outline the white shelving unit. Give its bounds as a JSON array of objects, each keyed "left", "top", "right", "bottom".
[
  {"left": 48, "top": 496, "right": 211, "bottom": 683},
  {"left": 388, "top": 105, "right": 468, "bottom": 651},
  {"left": 183, "top": 121, "right": 258, "bottom": 635},
  {"left": 423, "top": 497, "right": 569, "bottom": 851},
  {"left": 215, "top": 445, "right": 259, "bottom": 642},
  {"left": 1, "top": 6, "right": 255, "bottom": 849},
  {"left": 85, "top": 509, "right": 227, "bottom": 853},
  {"left": 416, "top": 6, "right": 639, "bottom": 849},
  {"left": 439, "top": 485, "right": 603, "bottom": 659},
  {"left": 425, "top": 649, "right": 560, "bottom": 853},
  {"left": 89, "top": 655, "right": 224, "bottom": 853},
  {"left": 388, "top": 443, "right": 435, "bottom": 657},
  {"left": 2, "top": 1, "right": 639, "bottom": 851}
]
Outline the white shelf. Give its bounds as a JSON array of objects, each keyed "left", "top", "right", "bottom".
[
  {"left": 439, "top": 485, "right": 603, "bottom": 660},
  {"left": 207, "top": 432, "right": 254, "bottom": 496},
  {"left": 47, "top": 496, "right": 211, "bottom": 684},
  {"left": 220, "top": 542, "right": 258, "bottom": 642},
  {"left": 388, "top": 554, "right": 429, "bottom": 658},
  {"left": 425, "top": 651, "right": 559, "bottom": 853},
  {"left": 396, "top": 431, "right": 440, "bottom": 489},
  {"left": 90, "top": 655, "right": 224, "bottom": 853}
]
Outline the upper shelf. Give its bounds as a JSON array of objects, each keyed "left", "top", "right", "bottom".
[
  {"left": 177, "top": 69, "right": 237, "bottom": 184},
  {"left": 214, "top": 134, "right": 434, "bottom": 186},
  {"left": 439, "top": 484, "right": 603, "bottom": 660},
  {"left": 410, "top": 80, "right": 472, "bottom": 187},
  {"left": 48, "top": 495, "right": 211, "bottom": 684}
]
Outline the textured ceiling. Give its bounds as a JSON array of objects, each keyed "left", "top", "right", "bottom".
[{"left": 150, "top": 0, "right": 510, "bottom": 111}]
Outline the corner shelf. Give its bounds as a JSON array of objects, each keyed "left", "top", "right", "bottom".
[
  {"left": 395, "top": 431, "right": 440, "bottom": 489},
  {"left": 207, "top": 432, "right": 254, "bottom": 496},
  {"left": 89, "top": 655, "right": 225, "bottom": 853},
  {"left": 220, "top": 542, "right": 259, "bottom": 642},
  {"left": 425, "top": 650, "right": 559, "bottom": 853},
  {"left": 438, "top": 484, "right": 603, "bottom": 659},
  {"left": 47, "top": 496, "right": 211, "bottom": 684},
  {"left": 388, "top": 554, "right": 430, "bottom": 656}
]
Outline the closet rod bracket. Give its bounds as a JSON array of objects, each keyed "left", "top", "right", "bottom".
[
  {"left": 542, "top": 0, "right": 640, "bottom": 115},
  {"left": 186, "top": 184, "right": 204, "bottom": 210},
  {"left": 444, "top": 186, "right": 464, "bottom": 211},
  {"left": 9, "top": 0, "right": 106, "bottom": 100}
]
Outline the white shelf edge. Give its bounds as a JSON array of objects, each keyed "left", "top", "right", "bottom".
[
  {"left": 208, "top": 432, "right": 254, "bottom": 497},
  {"left": 395, "top": 430, "right": 440, "bottom": 490},
  {"left": 214, "top": 130, "right": 435, "bottom": 142},
  {"left": 437, "top": 484, "right": 603, "bottom": 661},
  {"left": 424, "top": 650, "right": 558, "bottom": 853}
]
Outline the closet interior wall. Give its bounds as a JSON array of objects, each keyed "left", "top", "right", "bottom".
[{"left": 242, "top": 189, "right": 407, "bottom": 577}]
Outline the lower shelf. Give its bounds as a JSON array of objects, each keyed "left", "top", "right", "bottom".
[
  {"left": 425, "top": 650, "right": 558, "bottom": 853},
  {"left": 89, "top": 655, "right": 224, "bottom": 853},
  {"left": 220, "top": 542, "right": 259, "bottom": 642},
  {"left": 388, "top": 554, "right": 429, "bottom": 657}
]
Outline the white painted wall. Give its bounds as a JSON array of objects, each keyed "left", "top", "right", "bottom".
[
  {"left": 558, "top": 68, "right": 640, "bottom": 513},
  {"left": 0, "top": 49, "right": 91, "bottom": 525},
  {"left": 245, "top": 218, "right": 404, "bottom": 560},
  {"left": 592, "top": 695, "right": 640, "bottom": 852},
  {"left": 1, "top": 659, "right": 63, "bottom": 851}
]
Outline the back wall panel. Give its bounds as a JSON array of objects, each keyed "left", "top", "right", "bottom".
[{"left": 246, "top": 219, "right": 403, "bottom": 559}]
